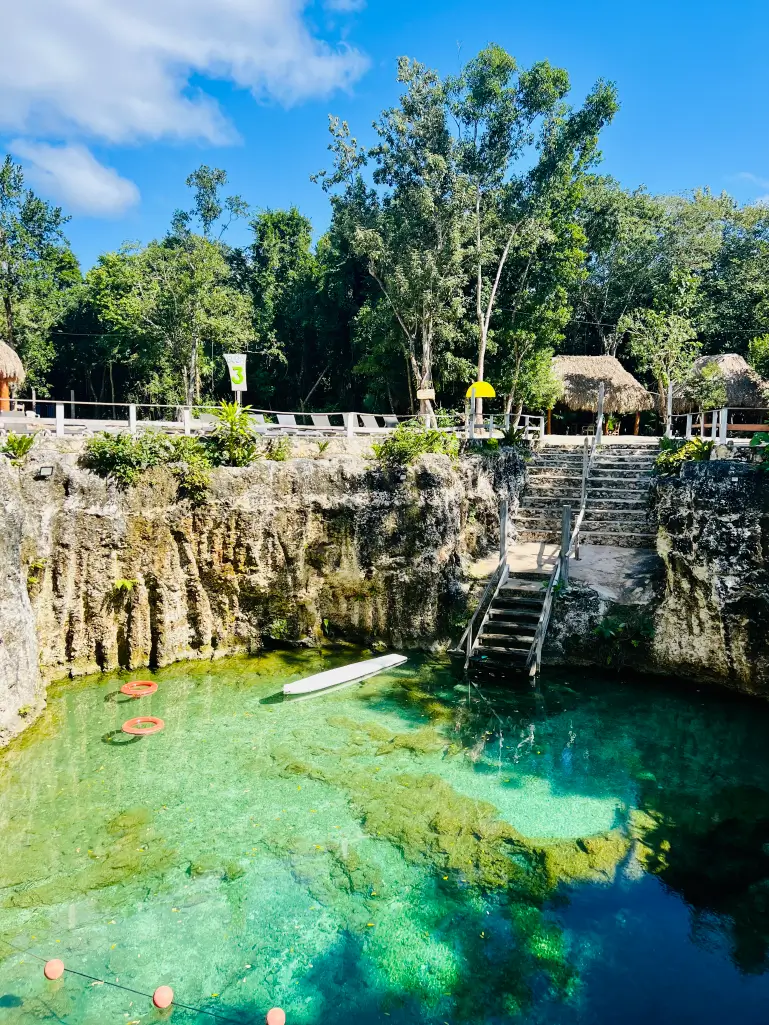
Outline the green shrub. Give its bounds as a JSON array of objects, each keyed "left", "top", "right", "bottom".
[
  {"left": 82, "top": 431, "right": 171, "bottom": 487},
  {"left": 209, "top": 401, "right": 260, "bottom": 467},
  {"left": 113, "top": 578, "right": 138, "bottom": 594},
  {"left": 748, "top": 334, "right": 769, "bottom": 379},
  {"left": 168, "top": 436, "right": 212, "bottom": 502},
  {"left": 749, "top": 431, "right": 769, "bottom": 471},
  {"left": 372, "top": 421, "right": 459, "bottom": 469},
  {"left": 654, "top": 437, "right": 713, "bottom": 475},
  {"left": 2, "top": 432, "right": 35, "bottom": 466},
  {"left": 265, "top": 436, "right": 292, "bottom": 462},
  {"left": 316, "top": 439, "right": 331, "bottom": 457}
]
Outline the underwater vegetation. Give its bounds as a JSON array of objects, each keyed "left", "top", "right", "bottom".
[{"left": 4, "top": 653, "right": 769, "bottom": 1024}]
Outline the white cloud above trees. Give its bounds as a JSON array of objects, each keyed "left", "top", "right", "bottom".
[
  {"left": 1, "top": 0, "right": 368, "bottom": 214},
  {"left": 9, "top": 141, "right": 140, "bottom": 217}
]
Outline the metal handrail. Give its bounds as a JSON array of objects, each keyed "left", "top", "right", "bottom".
[
  {"left": 455, "top": 555, "right": 509, "bottom": 670},
  {"left": 526, "top": 558, "right": 561, "bottom": 676}
]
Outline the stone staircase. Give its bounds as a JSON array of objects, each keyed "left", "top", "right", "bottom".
[
  {"left": 514, "top": 443, "right": 658, "bottom": 549},
  {"left": 470, "top": 572, "right": 547, "bottom": 672}
]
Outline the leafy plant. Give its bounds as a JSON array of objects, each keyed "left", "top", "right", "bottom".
[
  {"left": 81, "top": 431, "right": 171, "bottom": 487},
  {"left": 316, "top": 439, "right": 331, "bottom": 457},
  {"left": 265, "top": 436, "right": 292, "bottom": 462},
  {"left": 168, "top": 435, "right": 212, "bottom": 502},
  {"left": 2, "top": 432, "right": 35, "bottom": 465},
  {"left": 654, "top": 437, "right": 713, "bottom": 475},
  {"left": 748, "top": 334, "right": 769, "bottom": 379},
  {"left": 113, "top": 578, "right": 139, "bottom": 594},
  {"left": 684, "top": 360, "right": 727, "bottom": 412},
  {"left": 592, "top": 613, "right": 655, "bottom": 665},
  {"left": 501, "top": 424, "right": 531, "bottom": 448},
  {"left": 749, "top": 431, "right": 769, "bottom": 471},
  {"left": 372, "top": 421, "right": 459, "bottom": 469},
  {"left": 209, "top": 401, "right": 260, "bottom": 467}
]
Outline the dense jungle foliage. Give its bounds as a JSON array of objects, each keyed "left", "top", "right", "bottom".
[{"left": 2, "top": 45, "right": 768, "bottom": 418}]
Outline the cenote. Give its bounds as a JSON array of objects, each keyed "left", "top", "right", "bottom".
[{"left": 4, "top": 650, "right": 769, "bottom": 1025}]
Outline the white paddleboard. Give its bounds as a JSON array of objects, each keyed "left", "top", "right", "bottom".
[{"left": 283, "top": 653, "right": 407, "bottom": 696}]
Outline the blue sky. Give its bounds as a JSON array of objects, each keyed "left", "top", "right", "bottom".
[{"left": 3, "top": 0, "right": 768, "bottom": 269}]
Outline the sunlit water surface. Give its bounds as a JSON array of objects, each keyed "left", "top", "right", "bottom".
[{"left": 3, "top": 650, "right": 769, "bottom": 1024}]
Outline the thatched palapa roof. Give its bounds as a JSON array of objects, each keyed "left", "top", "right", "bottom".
[
  {"left": 551, "top": 355, "right": 654, "bottom": 414},
  {"left": 0, "top": 340, "right": 25, "bottom": 384},
  {"left": 674, "top": 353, "right": 769, "bottom": 411}
]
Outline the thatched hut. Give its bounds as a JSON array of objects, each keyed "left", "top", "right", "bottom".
[
  {"left": 0, "top": 340, "right": 25, "bottom": 412},
  {"left": 674, "top": 353, "right": 769, "bottom": 412},
  {"left": 551, "top": 355, "right": 654, "bottom": 434}
]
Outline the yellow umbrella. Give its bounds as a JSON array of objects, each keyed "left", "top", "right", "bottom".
[{"left": 466, "top": 381, "right": 495, "bottom": 399}]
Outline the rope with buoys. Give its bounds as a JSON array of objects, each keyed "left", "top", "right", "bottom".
[{"left": 1, "top": 937, "right": 285, "bottom": 1024}]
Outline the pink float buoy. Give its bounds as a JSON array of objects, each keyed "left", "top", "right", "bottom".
[
  {"left": 44, "top": 959, "right": 65, "bottom": 981},
  {"left": 153, "top": 985, "right": 174, "bottom": 1009},
  {"left": 266, "top": 1008, "right": 286, "bottom": 1025}
]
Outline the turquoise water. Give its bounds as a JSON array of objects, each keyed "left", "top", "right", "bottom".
[{"left": 3, "top": 650, "right": 769, "bottom": 1023}]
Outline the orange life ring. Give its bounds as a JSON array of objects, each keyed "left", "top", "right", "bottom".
[
  {"left": 120, "top": 680, "right": 158, "bottom": 698},
  {"left": 118, "top": 680, "right": 156, "bottom": 697},
  {"left": 122, "top": 716, "right": 165, "bottom": 736}
]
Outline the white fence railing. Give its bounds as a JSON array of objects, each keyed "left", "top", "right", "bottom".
[
  {"left": 0, "top": 399, "right": 548, "bottom": 442},
  {"left": 667, "top": 408, "right": 769, "bottom": 442}
]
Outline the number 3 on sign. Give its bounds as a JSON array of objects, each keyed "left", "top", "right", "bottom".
[{"left": 224, "top": 353, "right": 248, "bottom": 392}]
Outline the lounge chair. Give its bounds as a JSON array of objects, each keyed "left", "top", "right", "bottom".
[
  {"left": 356, "top": 414, "right": 388, "bottom": 434},
  {"left": 382, "top": 414, "right": 399, "bottom": 429},
  {"left": 276, "top": 413, "right": 320, "bottom": 435},
  {"left": 310, "top": 413, "right": 344, "bottom": 433}
]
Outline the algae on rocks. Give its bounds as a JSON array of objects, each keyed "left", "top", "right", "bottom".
[{"left": 0, "top": 441, "right": 524, "bottom": 741}]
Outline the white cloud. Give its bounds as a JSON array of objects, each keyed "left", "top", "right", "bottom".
[
  {"left": 0, "top": 0, "right": 369, "bottom": 145},
  {"left": 10, "top": 141, "right": 140, "bottom": 216},
  {"left": 736, "top": 172, "right": 769, "bottom": 190}
]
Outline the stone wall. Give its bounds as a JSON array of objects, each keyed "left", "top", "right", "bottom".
[
  {"left": 0, "top": 441, "right": 524, "bottom": 743},
  {"left": 651, "top": 460, "right": 769, "bottom": 694}
]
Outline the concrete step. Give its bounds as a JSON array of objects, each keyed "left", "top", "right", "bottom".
[{"left": 518, "top": 528, "right": 657, "bottom": 548}]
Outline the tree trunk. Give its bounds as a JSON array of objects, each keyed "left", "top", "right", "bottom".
[
  {"left": 2, "top": 295, "right": 15, "bottom": 349},
  {"left": 187, "top": 340, "right": 199, "bottom": 407}
]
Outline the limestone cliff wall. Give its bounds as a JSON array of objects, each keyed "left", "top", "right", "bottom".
[
  {"left": 0, "top": 443, "right": 524, "bottom": 742},
  {"left": 651, "top": 461, "right": 769, "bottom": 694},
  {"left": 0, "top": 460, "right": 41, "bottom": 743},
  {"left": 546, "top": 460, "right": 769, "bottom": 695}
]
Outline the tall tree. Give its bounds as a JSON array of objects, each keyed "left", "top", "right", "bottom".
[
  {"left": 315, "top": 59, "right": 472, "bottom": 416},
  {"left": 0, "top": 155, "right": 71, "bottom": 360},
  {"left": 449, "top": 46, "right": 618, "bottom": 412},
  {"left": 618, "top": 308, "right": 699, "bottom": 418}
]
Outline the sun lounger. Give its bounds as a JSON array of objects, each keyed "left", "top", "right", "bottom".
[
  {"left": 355, "top": 413, "right": 389, "bottom": 434},
  {"left": 382, "top": 415, "right": 399, "bottom": 429},
  {"left": 310, "top": 413, "right": 344, "bottom": 433}
]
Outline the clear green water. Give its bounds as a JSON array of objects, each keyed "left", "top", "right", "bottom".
[{"left": 4, "top": 650, "right": 769, "bottom": 1024}]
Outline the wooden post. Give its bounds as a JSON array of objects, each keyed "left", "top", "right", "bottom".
[
  {"left": 560, "top": 505, "right": 571, "bottom": 585},
  {"left": 182, "top": 407, "right": 191, "bottom": 436},
  {"left": 70, "top": 389, "right": 75, "bottom": 418},
  {"left": 345, "top": 412, "right": 356, "bottom": 438},
  {"left": 55, "top": 402, "right": 65, "bottom": 438},
  {"left": 710, "top": 412, "right": 717, "bottom": 439},
  {"left": 0, "top": 379, "right": 9, "bottom": 413},
  {"left": 499, "top": 500, "right": 508, "bottom": 562},
  {"left": 634, "top": 410, "right": 640, "bottom": 436},
  {"left": 547, "top": 408, "right": 552, "bottom": 435},
  {"left": 685, "top": 414, "right": 693, "bottom": 440},
  {"left": 469, "top": 388, "right": 476, "bottom": 441},
  {"left": 719, "top": 407, "right": 728, "bottom": 443},
  {"left": 128, "top": 403, "right": 137, "bottom": 436},
  {"left": 596, "top": 383, "right": 605, "bottom": 446}
]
